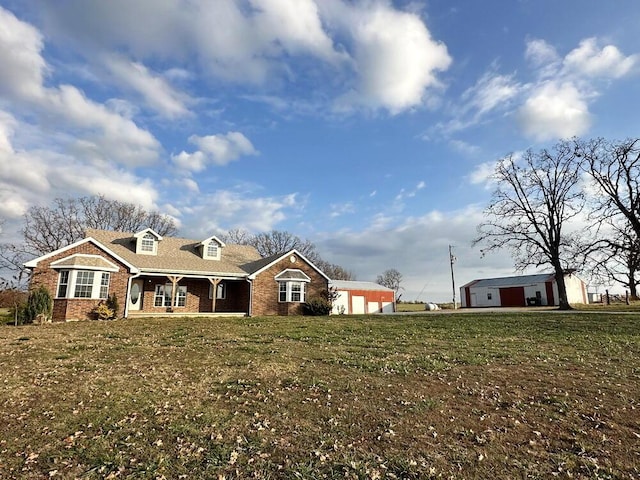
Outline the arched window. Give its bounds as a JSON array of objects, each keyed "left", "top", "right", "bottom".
[{"left": 141, "top": 233, "right": 155, "bottom": 252}]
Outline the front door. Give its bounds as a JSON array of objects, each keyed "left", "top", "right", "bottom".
[{"left": 128, "top": 279, "right": 143, "bottom": 311}]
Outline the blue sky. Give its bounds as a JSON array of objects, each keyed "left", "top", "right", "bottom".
[{"left": 1, "top": 0, "right": 639, "bottom": 301}]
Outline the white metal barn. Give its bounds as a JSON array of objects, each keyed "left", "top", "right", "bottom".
[
  {"left": 330, "top": 280, "right": 395, "bottom": 314},
  {"left": 460, "top": 273, "right": 588, "bottom": 308}
]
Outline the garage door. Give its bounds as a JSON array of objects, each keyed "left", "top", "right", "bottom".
[
  {"left": 499, "top": 287, "right": 526, "bottom": 307},
  {"left": 351, "top": 296, "right": 365, "bottom": 314}
]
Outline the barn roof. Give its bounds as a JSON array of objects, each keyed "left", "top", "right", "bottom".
[
  {"left": 330, "top": 280, "right": 394, "bottom": 291},
  {"left": 462, "top": 273, "right": 556, "bottom": 289}
]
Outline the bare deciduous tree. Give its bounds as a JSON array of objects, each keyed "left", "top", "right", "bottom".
[
  {"left": 577, "top": 137, "right": 640, "bottom": 237},
  {"left": 0, "top": 195, "right": 178, "bottom": 279},
  {"left": 222, "top": 229, "right": 320, "bottom": 260},
  {"left": 473, "top": 140, "right": 585, "bottom": 310},
  {"left": 376, "top": 268, "right": 403, "bottom": 300},
  {"left": 250, "top": 230, "right": 319, "bottom": 260},
  {"left": 222, "top": 228, "right": 354, "bottom": 280},
  {"left": 314, "top": 259, "right": 355, "bottom": 281},
  {"left": 585, "top": 219, "right": 640, "bottom": 299}
]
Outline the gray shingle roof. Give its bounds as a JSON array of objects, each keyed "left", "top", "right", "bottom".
[{"left": 86, "top": 229, "right": 263, "bottom": 276}]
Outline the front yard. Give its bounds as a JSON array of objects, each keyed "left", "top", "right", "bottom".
[{"left": 1, "top": 313, "right": 638, "bottom": 478}]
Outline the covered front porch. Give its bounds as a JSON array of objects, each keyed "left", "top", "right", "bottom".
[{"left": 124, "top": 273, "right": 251, "bottom": 318}]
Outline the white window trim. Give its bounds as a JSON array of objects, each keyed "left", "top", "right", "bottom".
[
  {"left": 278, "top": 280, "right": 306, "bottom": 303},
  {"left": 57, "top": 270, "right": 70, "bottom": 298},
  {"left": 154, "top": 284, "right": 187, "bottom": 307},
  {"left": 56, "top": 269, "right": 111, "bottom": 300},
  {"left": 138, "top": 233, "right": 158, "bottom": 255},
  {"left": 202, "top": 238, "right": 224, "bottom": 260}
]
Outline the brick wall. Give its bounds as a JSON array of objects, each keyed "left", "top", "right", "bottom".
[
  {"left": 137, "top": 278, "right": 250, "bottom": 314},
  {"left": 29, "top": 241, "right": 132, "bottom": 322},
  {"left": 251, "top": 255, "right": 328, "bottom": 316}
]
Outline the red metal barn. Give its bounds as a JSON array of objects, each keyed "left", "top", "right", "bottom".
[{"left": 330, "top": 280, "right": 395, "bottom": 314}]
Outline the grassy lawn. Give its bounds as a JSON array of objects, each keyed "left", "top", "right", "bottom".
[{"left": 1, "top": 313, "right": 638, "bottom": 479}]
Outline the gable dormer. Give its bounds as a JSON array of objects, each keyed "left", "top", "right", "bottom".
[
  {"left": 200, "top": 236, "right": 226, "bottom": 260},
  {"left": 133, "top": 228, "right": 163, "bottom": 255}
]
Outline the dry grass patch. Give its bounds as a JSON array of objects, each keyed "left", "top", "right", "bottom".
[{"left": 1, "top": 313, "right": 638, "bottom": 479}]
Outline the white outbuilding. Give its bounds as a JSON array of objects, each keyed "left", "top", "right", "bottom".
[
  {"left": 330, "top": 280, "right": 395, "bottom": 314},
  {"left": 460, "top": 272, "right": 588, "bottom": 308}
]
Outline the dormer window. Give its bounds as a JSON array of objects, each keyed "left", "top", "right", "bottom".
[
  {"left": 133, "top": 228, "right": 163, "bottom": 255},
  {"left": 141, "top": 233, "right": 155, "bottom": 252},
  {"left": 200, "top": 236, "right": 225, "bottom": 260},
  {"left": 206, "top": 241, "right": 218, "bottom": 258}
]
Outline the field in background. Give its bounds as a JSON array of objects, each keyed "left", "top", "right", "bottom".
[{"left": 1, "top": 313, "right": 639, "bottom": 479}]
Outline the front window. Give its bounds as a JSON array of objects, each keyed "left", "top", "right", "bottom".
[
  {"left": 154, "top": 284, "right": 187, "bottom": 307},
  {"left": 100, "top": 273, "right": 110, "bottom": 299},
  {"left": 209, "top": 282, "right": 226, "bottom": 300},
  {"left": 57, "top": 270, "right": 69, "bottom": 298},
  {"left": 74, "top": 271, "right": 95, "bottom": 298},
  {"left": 56, "top": 270, "right": 112, "bottom": 299},
  {"left": 278, "top": 281, "right": 305, "bottom": 303}
]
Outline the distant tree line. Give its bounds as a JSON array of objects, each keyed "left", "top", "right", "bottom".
[{"left": 474, "top": 137, "right": 640, "bottom": 308}]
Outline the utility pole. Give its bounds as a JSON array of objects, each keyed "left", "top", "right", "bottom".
[{"left": 449, "top": 245, "right": 457, "bottom": 309}]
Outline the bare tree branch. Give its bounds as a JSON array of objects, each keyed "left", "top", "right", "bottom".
[{"left": 473, "top": 140, "right": 585, "bottom": 309}]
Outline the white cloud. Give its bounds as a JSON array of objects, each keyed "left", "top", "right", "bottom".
[
  {"left": 172, "top": 132, "right": 258, "bottom": 171},
  {"left": 0, "top": 6, "right": 47, "bottom": 100},
  {"left": 468, "top": 160, "right": 496, "bottom": 187},
  {"left": 440, "top": 36, "right": 636, "bottom": 144},
  {"left": 517, "top": 81, "right": 591, "bottom": 141},
  {"left": 0, "top": 114, "right": 160, "bottom": 220},
  {"left": 461, "top": 71, "right": 521, "bottom": 117},
  {"left": 563, "top": 38, "right": 638, "bottom": 79},
  {"left": 27, "top": 1, "right": 452, "bottom": 115},
  {"left": 251, "top": 0, "right": 344, "bottom": 63},
  {"left": 317, "top": 205, "right": 517, "bottom": 302},
  {"left": 327, "top": 1, "right": 451, "bottom": 113},
  {"left": 180, "top": 190, "right": 302, "bottom": 236},
  {"left": 525, "top": 39, "right": 560, "bottom": 69},
  {"left": 516, "top": 37, "right": 637, "bottom": 142},
  {"left": 103, "top": 54, "right": 191, "bottom": 118},
  {"left": 48, "top": 85, "right": 161, "bottom": 166},
  {"left": 431, "top": 70, "right": 521, "bottom": 137},
  {"left": 0, "top": 6, "right": 161, "bottom": 167},
  {"left": 449, "top": 139, "right": 480, "bottom": 156}
]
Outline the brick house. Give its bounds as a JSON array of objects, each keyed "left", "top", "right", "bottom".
[{"left": 25, "top": 228, "right": 329, "bottom": 321}]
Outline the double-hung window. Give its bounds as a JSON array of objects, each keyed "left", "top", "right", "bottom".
[
  {"left": 100, "top": 273, "right": 110, "bottom": 299},
  {"left": 56, "top": 270, "right": 112, "bottom": 299},
  {"left": 74, "top": 271, "right": 95, "bottom": 298},
  {"left": 57, "top": 270, "right": 70, "bottom": 298},
  {"left": 154, "top": 284, "right": 187, "bottom": 307},
  {"left": 275, "top": 269, "right": 310, "bottom": 303},
  {"left": 278, "top": 281, "right": 305, "bottom": 303}
]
